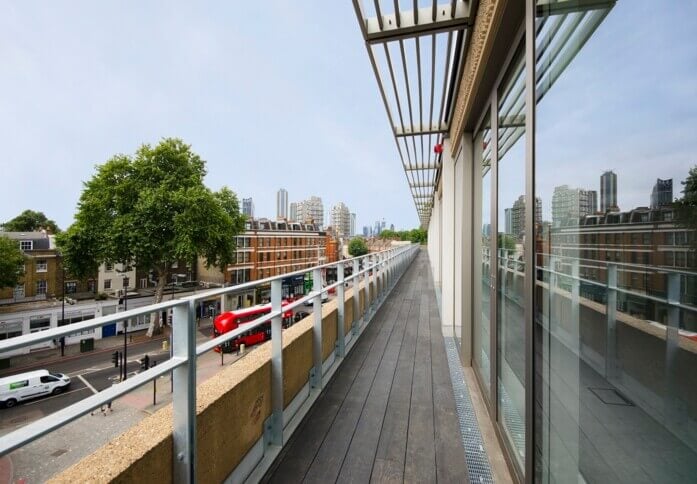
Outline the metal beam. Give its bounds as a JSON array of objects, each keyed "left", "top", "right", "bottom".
[
  {"left": 405, "top": 163, "right": 439, "bottom": 170},
  {"left": 536, "top": 0, "right": 616, "bottom": 16},
  {"left": 364, "top": 3, "right": 471, "bottom": 44},
  {"left": 394, "top": 123, "right": 448, "bottom": 136}
]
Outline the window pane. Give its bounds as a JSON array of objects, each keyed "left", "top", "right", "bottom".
[
  {"left": 497, "top": 42, "right": 526, "bottom": 468},
  {"left": 534, "top": 2, "right": 697, "bottom": 482},
  {"left": 474, "top": 109, "right": 492, "bottom": 395}
]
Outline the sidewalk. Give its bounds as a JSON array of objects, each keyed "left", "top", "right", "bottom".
[
  {"left": 0, "top": 318, "right": 214, "bottom": 377},
  {"left": 4, "top": 336, "right": 244, "bottom": 483}
]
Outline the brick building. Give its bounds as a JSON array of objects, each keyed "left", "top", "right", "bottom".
[{"left": 0, "top": 231, "right": 94, "bottom": 305}]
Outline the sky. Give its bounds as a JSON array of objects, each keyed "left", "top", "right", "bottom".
[{"left": 0, "top": 1, "right": 418, "bottom": 232}]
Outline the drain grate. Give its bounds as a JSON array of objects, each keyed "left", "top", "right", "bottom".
[
  {"left": 445, "top": 337, "right": 494, "bottom": 484},
  {"left": 589, "top": 387, "right": 634, "bottom": 406},
  {"left": 51, "top": 449, "right": 68, "bottom": 457}
]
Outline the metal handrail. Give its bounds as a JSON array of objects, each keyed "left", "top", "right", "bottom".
[{"left": 0, "top": 243, "right": 420, "bottom": 484}]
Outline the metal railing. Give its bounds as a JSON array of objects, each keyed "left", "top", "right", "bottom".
[
  {"left": 494, "top": 249, "right": 697, "bottom": 321},
  {"left": 0, "top": 244, "right": 419, "bottom": 482}
]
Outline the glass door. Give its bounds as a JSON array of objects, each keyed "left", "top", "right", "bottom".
[{"left": 496, "top": 43, "right": 527, "bottom": 468}]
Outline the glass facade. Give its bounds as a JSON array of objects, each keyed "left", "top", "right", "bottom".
[
  {"left": 533, "top": 1, "right": 697, "bottom": 482},
  {"left": 468, "top": 1, "right": 697, "bottom": 481},
  {"left": 474, "top": 110, "right": 492, "bottom": 396},
  {"left": 497, "top": 43, "right": 527, "bottom": 468}
]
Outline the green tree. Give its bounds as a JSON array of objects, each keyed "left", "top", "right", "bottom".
[
  {"left": 498, "top": 233, "right": 517, "bottom": 251},
  {"left": 2, "top": 210, "right": 60, "bottom": 233},
  {"left": 348, "top": 237, "right": 368, "bottom": 257},
  {"left": 407, "top": 228, "right": 427, "bottom": 244},
  {"left": 675, "top": 165, "right": 697, "bottom": 252},
  {"left": 379, "top": 229, "right": 399, "bottom": 240},
  {"left": 56, "top": 138, "right": 246, "bottom": 336},
  {"left": 0, "top": 236, "right": 25, "bottom": 289}
]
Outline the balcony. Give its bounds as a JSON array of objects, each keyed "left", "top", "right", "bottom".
[{"left": 0, "top": 246, "right": 505, "bottom": 483}]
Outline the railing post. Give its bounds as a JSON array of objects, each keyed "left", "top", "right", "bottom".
[
  {"left": 268, "top": 279, "right": 283, "bottom": 446},
  {"left": 387, "top": 250, "right": 392, "bottom": 290},
  {"left": 172, "top": 300, "right": 197, "bottom": 483},
  {"left": 605, "top": 263, "right": 618, "bottom": 382},
  {"left": 571, "top": 258, "right": 580, "bottom": 356},
  {"left": 665, "top": 272, "right": 684, "bottom": 437},
  {"left": 353, "top": 258, "right": 360, "bottom": 335},
  {"left": 379, "top": 252, "right": 387, "bottom": 304},
  {"left": 336, "top": 263, "right": 345, "bottom": 357},
  {"left": 364, "top": 255, "right": 371, "bottom": 320},
  {"left": 371, "top": 254, "right": 377, "bottom": 310},
  {"left": 311, "top": 268, "right": 323, "bottom": 389}
]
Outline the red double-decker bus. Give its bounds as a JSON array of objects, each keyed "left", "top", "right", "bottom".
[{"left": 213, "top": 302, "right": 294, "bottom": 353}]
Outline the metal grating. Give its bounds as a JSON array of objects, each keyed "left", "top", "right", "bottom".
[
  {"left": 445, "top": 336, "right": 494, "bottom": 483},
  {"left": 498, "top": 383, "right": 526, "bottom": 463}
]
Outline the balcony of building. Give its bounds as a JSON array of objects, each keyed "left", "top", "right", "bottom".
[{"left": 2, "top": 1, "right": 697, "bottom": 483}]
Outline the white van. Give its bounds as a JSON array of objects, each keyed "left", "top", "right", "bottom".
[{"left": 0, "top": 370, "right": 71, "bottom": 408}]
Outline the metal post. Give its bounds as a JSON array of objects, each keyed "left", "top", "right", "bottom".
[
  {"left": 571, "top": 258, "right": 580, "bottom": 347},
  {"left": 353, "top": 259, "right": 360, "bottom": 335},
  {"left": 665, "top": 272, "right": 683, "bottom": 436},
  {"left": 606, "top": 264, "right": 618, "bottom": 381},
  {"left": 269, "top": 279, "right": 283, "bottom": 446},
  {"left": 123, "top": 291, "right": 128, "bottom": 381},
  {"left": 311, "top": 268, "right": 323, "bottom": 389},
  {"left": 336, "top": 263, "right": 345, "bottom": 357},
  {"left": 377, "top": 253, "right": 383, "bottom": 302},
  {"left": 364, "top": 255, "right": 371, "bottom": 320},
  {"left": 172, "top": 300, "right": 197, "bottom": 483}
]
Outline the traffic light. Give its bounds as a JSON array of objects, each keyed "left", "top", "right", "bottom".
[
  {"left": 112, "top": 351, "right": 120, "bottom": 367},
  {"left": 140, "top": 354, "right": 150, "bottom": 371}
]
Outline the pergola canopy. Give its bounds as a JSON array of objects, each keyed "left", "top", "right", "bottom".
[{"left": 353, "top": 1, "right": 474, "bottom": 227}]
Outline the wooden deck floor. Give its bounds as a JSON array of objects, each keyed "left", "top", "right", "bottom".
[{"left": 264, "top": 251, "right": 469, "bottom": 483}]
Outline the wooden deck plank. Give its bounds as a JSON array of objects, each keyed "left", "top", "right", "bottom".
[
  {"left": 403, "top": 289, "right": 437, "bottom": 483},
  {"left": 430, "top": 290, "right": 471, "bottom": 483},
  {"left": 266, "top": 293, "right": 401, "bottom": 483},
  {"left": 334, "top": 297, "right": 413, "bottom": 484},
  {"left": 370, "top": 291, "right": 421, "bottom": 483},
  {"left": 264, "top": 251, "right": 469, "bottom": 483},
  {"left": 302, "top": 281, "right": 406, "bottom": 483}
]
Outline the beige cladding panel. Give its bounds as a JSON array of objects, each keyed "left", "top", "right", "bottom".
[
  {"left": 322, "top": 308, "right": 338, "bottom": 361},
  {"left": 344, "top": 298, "right": 354, "bottom": 335},
  {"left": 282, "top": 321, "right": 314, "bottom": 406},
  {"left": 196, "top": 361, "right": 271, "bottom": 482}
]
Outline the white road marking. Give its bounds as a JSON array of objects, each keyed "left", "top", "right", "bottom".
[
  {"left": 78, "top": 374, "right": 99, "bottom": 394},
  {"left": 22, "top": 387, "right": 89, "bottom": 406}
]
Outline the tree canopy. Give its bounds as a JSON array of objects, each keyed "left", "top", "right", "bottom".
[
  {"left": 56, "top": 138, "right": 246, "bottom": 336},
  {"left": 675, "top": 165, "right": 697, "bottom": 251},
  {"left": 348, "top": 237, "right": 368, "bottom": 257},
  {"left": 0, "top": 236, "right": 25, "bottom": 289},
  {"left": 2, "top": 210, "right": 60, "bottom": 233},
  {"left": 378, "top": 228, "right": 427, "bottom": 244}
]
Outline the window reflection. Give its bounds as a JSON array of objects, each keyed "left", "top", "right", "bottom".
[
  {"left": 535, "top": 1, "right": 697, "bottom": 482},
  {"left": 497, "top": 43, "right": 527, "bottom": 467},
  {"left": 474, "top": 109, "right": 492, "bottom": 395}
]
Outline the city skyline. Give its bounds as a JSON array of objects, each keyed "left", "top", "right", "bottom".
[{"left": 0, "top": 2, "right": 417, "bottom": 232}]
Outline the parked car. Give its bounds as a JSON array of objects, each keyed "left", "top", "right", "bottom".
[{"left": 0, "top": 370, "right": 71, "bottom": 408}]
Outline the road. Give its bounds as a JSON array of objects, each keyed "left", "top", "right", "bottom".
[
  {"left": 0, "top": 291, "right": 345, "bottom": 482},
  {"left": 0, "top": 326, "right": 213, "bottom": 436}
]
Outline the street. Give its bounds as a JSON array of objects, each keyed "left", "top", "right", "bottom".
[{"left": 0, "top": 292, "right": 344, "bottom": 482}]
